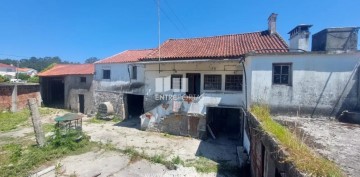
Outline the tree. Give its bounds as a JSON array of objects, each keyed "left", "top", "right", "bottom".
[
  {"left": 84, "top": 57, "right": 99, "bottom": 64},
  {"left": 16, "top": 73, "right": 30, "bottom": 81}
]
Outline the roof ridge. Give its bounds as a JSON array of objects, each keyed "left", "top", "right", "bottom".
[
  {"left": 96, "top": 50, "right": 129, "bottom": 63},
  {"left": 127, "top": 48, "right": 155, "bottom": 51},
  {"left": 167, "top": 30, "right": 266, "bottom": 41}
]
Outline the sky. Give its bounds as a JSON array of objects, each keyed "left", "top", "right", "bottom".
[{"left": 0, "top": 0, "right": 359, "bottom": 63}]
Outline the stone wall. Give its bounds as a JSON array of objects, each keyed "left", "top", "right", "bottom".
[
  {"left": 94, "top": 90, "right": 125, "bottom": 118},
  {"left": 247, "top": 112, "right": 304, "bottom": 177},
  {"left": 0, "top": 84, "right": 41, "bottom": 111}
]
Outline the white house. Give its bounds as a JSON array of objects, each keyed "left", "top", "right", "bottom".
[
  {"left": 93, "top": 49, "right": 154, "bottom": 119},
  {"left": 136, "top": 13, "right": 288, "bottom": 139},
  {"left": 0, "top": 63, "right": 16, "bottom": 79}
]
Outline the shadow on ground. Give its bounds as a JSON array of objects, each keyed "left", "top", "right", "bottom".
[
  {"left": 113, "top": 118, "right": 141, "bottom": 129},
  {"left": 196, "top": 134, "right": 250, "bottom": 177}
]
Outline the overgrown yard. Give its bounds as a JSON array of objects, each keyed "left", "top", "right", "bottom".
[
  {"left": 0, "top": 109, "right": 242, "bottom": 177},
  {"left": 0, "top": 109, "right": 30, "bottom": 132},
  {"left": 251, "top": 105, "right": 344, "bottom": 177}
]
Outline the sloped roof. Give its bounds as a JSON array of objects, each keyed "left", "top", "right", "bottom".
[
  {"left": 17, "top": 68, "right": 36, "bottom": 72},
  {"left": 0, "top": 63, "right": 16, "bottom": 68},
  {"left": 38, "top": 64, "right": 94, "bottom": 77},
  {"left": 96, "top": 49, "right": 154, "bottom": 64},
  {"left": 143, "top": 31, "right": 288, "bottom": 60}
]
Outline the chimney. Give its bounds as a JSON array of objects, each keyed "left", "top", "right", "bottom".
[
  {"left": 268, "top": 13, "right": 278, "bottom": 35},
  {"left": 288, "top": 24, "right": 313, "bottom": 52}
]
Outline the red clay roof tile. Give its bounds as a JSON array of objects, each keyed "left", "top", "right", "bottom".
[
  {"left": 96, "top": 49, "right": 154, "bottom": 64},
  {"left": 143, "top": 31, "right": 288, "bottom": 60},
  {"left": 38, "top": 64, "right": 94, "bottom": 77}
]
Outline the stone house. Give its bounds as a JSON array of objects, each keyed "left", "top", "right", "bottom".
[
  {"left": 38, "top": 64, "right": 95, "bottom": 115},
  {"left": 93, "top": 49, "right": 154, "bottom": 118}
]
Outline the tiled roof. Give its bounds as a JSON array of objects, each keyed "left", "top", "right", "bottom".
[
  {"left": 38, "top": 64, "right": 94, "bottom": 77},
  {"left": 96, "top": 49, "right": 154, "bottom": 64},
  {"left": 143, "top": 31, "right": 288, "bottom": 60},
  {"left": 0, "top": 63, "right": 16, "bottom": 68},
  {"left": 17, "top": 68, "right": 35, "bottom": 72}
]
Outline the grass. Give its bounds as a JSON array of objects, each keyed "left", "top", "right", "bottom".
[
  {"left": 0, "top": 129, "right": 97, "bottom": 177},
  {"left": 185, "top": 157, "right": 218, "bottom": 173},
  {"left": 0, "top": 109, "right": 30, "bottom": 132},
  {"left": 42, "top": 123, "right": 55, "bottom": 133},
  {"left": 88, "top": 115, "right": 123, "bottom": 124},
  {"left": 251, "top": 104, "right": 344, "bottom": 177}
]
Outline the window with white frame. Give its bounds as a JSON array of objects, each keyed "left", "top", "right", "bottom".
[
  {"left": 225, "top": 75, "right": 243, "bottom": 91},
  {"left": 273, "top": 63, "right": 292, "bottom": 85},
  {"left": 171, "top": 74, "right": 182, "bottom": 90},
  {"left": 204, "top": 75, "right": 222, "bottom": 90}
]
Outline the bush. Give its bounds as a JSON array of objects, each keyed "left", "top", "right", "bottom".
[
  {"left": 0, "top": 75, "right": 10, "bottom": 83},
  {"left": 16, "top": 73, "right": 30, "bottom": 81},
  {"left": 28, "top": 76, "right": 39, "bottom": 83}
]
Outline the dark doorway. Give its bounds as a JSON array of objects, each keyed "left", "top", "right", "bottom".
[
  {"left": 125, "top": 94, "right": 144, "bottom": 119},
  {"left": 41, "top": 77, "right": 65, "bottom": 108},
  {"left": 186, "top": 73, "right": 201, "bottom": 96},
  {"left": 79, "top": 94, "right": 84, "bottom": 114},
  {"left": 206, "top": 107, "right": 241, "bottom": 139}
]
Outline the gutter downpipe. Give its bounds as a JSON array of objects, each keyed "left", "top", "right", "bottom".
[{"left": 240, "top": 56, "right": 247, "bottom": 109}]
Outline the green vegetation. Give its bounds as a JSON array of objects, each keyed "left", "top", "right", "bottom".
[
  {"left": 0, "top": 57, "right": 79, "bottom": 72},
  {"left": 27, "top": 76, "right": 39, "bottom": 83},
  {"left": 0, "top": 109, "right": 30, "bottom": 132},
  {"left": 251, "top": 104, "right": 344, "bottom": 177},
  {"left": 185, "top": 157, "right": 218, "bottom": 173},
  {"left": 0, "top": 130, "right": 96, "bottom": 177},
  {"left": 0, "top": 75, "right": 10, "bottom": 83},
  {"left": 16, "top": 73, "right": 30, "bottom": 81}
]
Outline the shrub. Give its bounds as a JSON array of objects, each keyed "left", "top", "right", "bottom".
[{"left": 28, "top": 76, "right": 39, "bottom": 83}]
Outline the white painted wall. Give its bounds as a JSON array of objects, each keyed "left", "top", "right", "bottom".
[
  {"left": 94, "top": 63, "right": 145, "bottom": 90},
  {"left": 0, "top": 66, "right": 16, "bottom": 78},
  {"left": 143, "top": 61, "right": 245, "bottom": 107},
  {"left": 246, "top": 52, "right": 360, "bottom": 117}
]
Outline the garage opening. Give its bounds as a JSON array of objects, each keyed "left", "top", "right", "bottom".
[
  {"left": 125, "top": 94, "right": 144, "bottom": 119},
  {"left": 206, "top": 107, "right": 241, "bottom": 140},
  {"left": 41, "top": 77, "right": 65, "bottom": 108}
]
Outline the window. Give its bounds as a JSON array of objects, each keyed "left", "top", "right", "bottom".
[
  {"left": 204, "top": 75, "right": 222, "bottom": 90},
  {"left": 171, "top": 74, "right": 182, "bottom": 90},
  {"left": 103, "top": 69, "right": 111, "bottom": 79},
  {"left": 132, "top": 66, "right": 137, "bottom": 80},
  {"left": 80, "top": 77, "right": 86, "bottom": 83},
  {"left": 6, "top": 68, "right": 12, "bottom": 72},
  {"left": 225, "top": 75, "right": 243, "bottom": 91},
  {"left": 273, "top": 63, "right": 292, "bottom": 85}
]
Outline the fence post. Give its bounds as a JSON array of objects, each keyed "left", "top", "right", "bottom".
[{"left": 28, "top": 98, "right": 45, "bottom": 147}]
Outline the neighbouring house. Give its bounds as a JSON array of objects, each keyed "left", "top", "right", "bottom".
[
  {"left": 136, "top": 13, "right": 288, "bottom": 139},
  {"left": 17, "top": 67, "right": 38, "bottom": 77},
  {"left": 0, "top": 63, "right": 16, "bottom": 79},
  {"left": 245, "top": 26, "right": 360, "bottom": 118},
  {"left": 38, "top": 64, "right": 95, "bottom": 114},
  {"left": 93, "top": 49, "right": 154, "bottom": 118}
]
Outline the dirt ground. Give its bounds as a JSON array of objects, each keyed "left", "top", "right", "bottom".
[
  {"left": 0, "top": 111, "right": 242, "bottom": 177},
  {"left": 40, "top": 150, "right": 215, "bottom": 177},
  {"left": 82, "top": 118, "right": 239, "bottom": 166},
  {"left": 274, "top": 116, "right": 360, "bottom": 177}
]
